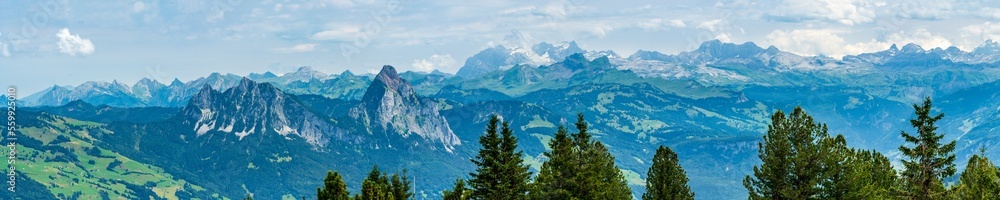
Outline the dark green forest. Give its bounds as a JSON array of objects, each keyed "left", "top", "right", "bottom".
[{"left": 299, "top": 98, "right": 1000, "bottom": 200}]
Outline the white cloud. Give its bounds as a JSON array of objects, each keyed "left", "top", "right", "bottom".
[
  {"left": 763, "top": 0, "right": 877, "bottom": 25},
  {"left": 411, "top": 54, "right": 456, "bottom": 72},
  {"left": 697, "top": 19, "right": 733, "bottom": 42},
  {"left": 132, "top": 1, "right": 146, "bottom": 13},
  {"left": 328, "top": 0, "right": 357, "bottom": 8},
  {"left": 1, "top": 42, "right": 9, "bottom": 57},
  {"left": 0, "top": 32, "right": 8, "bottom": 57},
  {"left": 272, "top": 44, "right": 318, "bottom": 53},
  {"left": 56, "top": 28, "right": 95, "bottom": 56},
  {"left": 978, "top": 7, "right": 1000, "bottom": 21},
  {"left": 959, "top": 22, "right": 1000, "bottom": 49},
  {"left": 765, "top": 28, "right": 953, "bottom": 57},
  {"left": 637, "top": 18, "right": 686, "bottom": 31},
  {"left": 311, "top": 26, "right": 360, "bottom": 41}
]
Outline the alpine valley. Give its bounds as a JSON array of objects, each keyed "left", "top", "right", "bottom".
[{"left": 8, "top": 39, "right": 1000, "bottom": 199}]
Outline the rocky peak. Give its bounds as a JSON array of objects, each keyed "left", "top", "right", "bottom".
[
  {"left": 887, "top": 44, "right": 900, "bottom": 53},
  {"left": 900, "top": 43, "right": 925, "bottom": 53},
  {"left": 362, "top": 65, "right": 416, "bottom": 103},
  {"left": 974, "top": 39, "right": 1000, "bottom": 54},
  {"left": 339, "top": 70, "right": 356, "bottom": 79},
  {"left": 169, "top": 78, "right": 184, "bottom": 87},
  {"left": 351, "top": 65, "right": 460, "bottom": 150}
]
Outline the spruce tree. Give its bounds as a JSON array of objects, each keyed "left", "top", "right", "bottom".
[
  {"left": 498, "top": 120, "right": 531, "bottom": 198},
  {"left": 899, "top": 97, "right": 956, "bottom": 200},
  {"left": 443, "top": 179, "right": 472, "bottom": 200},
  {"left": 357, "top": 165, "right": 410, "bottom": 200},
  {"left": 529, "top": 126, "right": 574, "bottom": 199},
  {"left": 743, "top": 107, "right": 829, "bottom": 200},
  {"left": 818, "top": 135, "right": 851, "bottom": 200},
  {"left": 469, "top": 115, "right": 531, "bottom": 199},
  {"left": 318, "top": 171, "right": 350, "bottom": 200},
  {"left": 951, "top": 149, "right": 1000, "bottom": 200},
  {"left": 574, "top": 114, "right": 632, "bottom": 200},
  {"left": 530, "top": 114, "right": 631, "bottom": 199},
  {"left": 845, "top": 149, "right": 898, "bottom": 199},
  {"left": 643, "top": 145, "right": 694, "bottom": 200},
  {"left": 360, "top": 178, "right": 394, "bottom": 200},
  {"left": 469, "top": 115, "right": 501, "bottom": 199},
  {"left": 389, "top": 170, "right": 412, "bottom": 200}
]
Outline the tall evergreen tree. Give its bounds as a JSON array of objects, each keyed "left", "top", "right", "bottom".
[
  {"left": 356, "top": 165, "right": 410, "bottom": 200},
  {"left": 843, "top": 149, "right": 898, "bottom": 199},
  {"left": 359, "top": 178, "right": 394, "bottom": 200},
  {"left": 317, "top": 171, "right": 350, "bottom": 200},
  {"left": 498, "top": 120, "right": 531, "bottom": 198},
  {"left": 899, "top": 97, "right": 957, "bottom": 200},
  {"left": 469, "top": 115, "right": 531, "bottom": 199},
  {"left": 572, "top": 114, "right": 632, "bottom": 199},
  {"left": 588, "top": 142, "right": 633, "bottom": 199},
  {"left": 643, "top": 145, "right": 694, "bottom": 200},
  {"left": 389, "top": 170, "right": 412, "bottom": 200},
  {"left": 950, "top": 149, "right": 1000, "bottom": 200},
  {"left": 529, "top": 126, "right": 574, "bottom": 199},
  {"left": 743, "top": 107, "right": 830, "bottom": 200},
  {"left": 818, "top": 135, "right": 851, "bottom": 200},
  {"left": 469, "top": 115, "right": 501, "bottom": 199},
  {"left": 443, "top": 179, "right": 472, "bottom": 200},
  {"left": 530, "top": 114, "right": 631, "bottom": 199}
]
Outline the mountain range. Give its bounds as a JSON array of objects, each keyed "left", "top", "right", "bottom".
[{"left": 9, "top": 39, "right": 1000, "bottom": 199}]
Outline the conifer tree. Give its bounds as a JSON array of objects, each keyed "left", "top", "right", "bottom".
[
  {"left": 573, "top": 114, "right": 632, "bottom": 199},
  {"left": 317, "top": 171, "right": 350, "bottom": 200},
  {"left": 443, "top": 179, "right": 472, "bottom": 200},
  {"left": 360, "top": 178, "right": 394, "bottom": 200},
  {"left": 529, "top": 126, "right": 574, "bottom": 199},
  {"left": 899, "top": 97, "right": 956, "bottom": 200},
  {"left": 469, "top": 115, "right": 502, "bottom": 199},
  {"left": 844, "top": 149, "right": 898, "bottom": 199},
  {"left": 530, "top": 114, "right": 631, "bottom": 199},
  {"left": 588, "top": 142, "right": 633, "bottom": 199},
  {"left": 643, "top": 145, "right": 694, "bottom": 200},
  {"left": 389, "top": 170, "right": 412, "bottom": 200},
  {"left": 469, "top": 115, "right": 531, "bottom": 199},
  {"left": 744, "top": 107, "right": 830, "bottom": 200},
  {"left": 818, "top": 135, "right": 851, "bottom": 200},
  {"left": 951, "top": 149, "right": 1000, "bottom": 200},
  {"left": 498, "top": 120, "right": 531, "bottom": 198},
  {"left": 356, "top": 165, "right": 410, "bottom": 200}
]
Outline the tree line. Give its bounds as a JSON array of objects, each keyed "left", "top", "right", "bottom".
[
  {"left": 306, "top": 97, "right": 999, "bottom": 200},
  {"left": 312, "top": 114, "right": 694, "bottom": 200},
  {"left": 744, "top": 97, "right": 1000, "bottom": 200},
  {"left": 441, "top": 114, "right": 693, "bottom": 200}
]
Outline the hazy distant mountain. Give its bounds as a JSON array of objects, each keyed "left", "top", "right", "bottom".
[
  {"left": 455, "top": 32, "right": 586, "bottom": 78},
  {"left": 16, "top": 39, "right": 1000, "bottom": 199},
  {"left": 253, "top": 66, "right": 332, "bottom": 85}
]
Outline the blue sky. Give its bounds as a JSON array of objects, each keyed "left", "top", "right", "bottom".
[{"left": 2, "top": 0, "right": 1000, "bottom": 94}]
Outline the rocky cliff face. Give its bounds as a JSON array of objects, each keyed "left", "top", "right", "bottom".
[
  {"left": 181, "top": 78, "right": 355, "bottom": 147},
  {"left": 350, "top": 65, "right": 460, "bottom": 151}
]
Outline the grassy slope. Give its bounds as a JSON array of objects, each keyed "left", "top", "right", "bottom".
[{"left": 1, "top": 113, "right": 219, "bottom": 199}]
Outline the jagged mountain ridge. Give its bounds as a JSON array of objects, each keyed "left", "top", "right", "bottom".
[
  {"left": 166, "top": 66, "right": 460, "bottom": 150},
  {"left": 179, "top": 78, "right": 356, "bottom": 147},
  {"left": 19, "top": 66, "right": 373, "bottom": 108}
]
